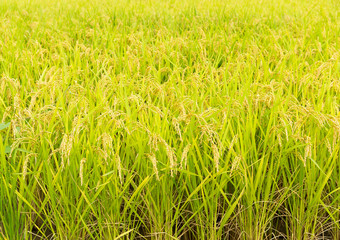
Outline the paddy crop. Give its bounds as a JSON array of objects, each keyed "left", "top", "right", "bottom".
[{"left": 0, "top": 0, "right": 339, "bottom": 239}]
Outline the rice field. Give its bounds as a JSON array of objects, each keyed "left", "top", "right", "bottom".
[{"left": 0, "top": 0, "right": 339, "bottom": 239}]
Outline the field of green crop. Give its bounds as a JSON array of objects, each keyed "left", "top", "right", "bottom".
[{"left": 0, "top": 0, "right": 339, "bottom": 239}]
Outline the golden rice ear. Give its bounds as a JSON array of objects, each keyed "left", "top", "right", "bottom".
[
  {"left": 181, "top": 144, "right": 191, "bottom": 169},
  {"left": 230, "top": 155, "right": 242, "bottom": 174},
  {"left": 229, "top": 134, "right": 238, "bottom": 150},
  {"left": 325, "top": 138, "right": 332, "bottom": 154},
  {"left": 172, "top": 117, "right": 183, "bottom": 142},
  {"left": 148, "top": 153, "right": 160, "bottom": 181},
  {"left": 79, "top": 158, "right": 86, "bottom": 186},
  {"left": 115, "top": 154, "right": 123, "bottom": 184},
  {"left": 162, "top": 139, "right": 177, "bottom": 177},
  {"left": 211, "top": 143, "right": 219, "bottom": 172},
  {"left": 28, "top": 92, "right": 38, "bottom": 113},
  {"left": 304, "top": 136, "right": 312, "bottom": 165},
  {"left": 22, "top": 153, "right": 37, "bottom": 181},
  {"left": 60, "top": 134, "right": 72, "bottom": 169},
  {"left": 101, "top": 133, "right": 113, "bottom": 153}
]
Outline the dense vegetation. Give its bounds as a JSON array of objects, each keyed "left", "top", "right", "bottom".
[{"left": 0, "top": 0, "right": 339, "bottom": 239}]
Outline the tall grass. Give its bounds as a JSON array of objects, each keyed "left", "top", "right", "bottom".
[{"left": 0, "top": 0, "right": 339, "bottom": 239}]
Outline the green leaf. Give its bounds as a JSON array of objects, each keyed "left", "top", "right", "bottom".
[
  {"left": 0, "top": 122, "right": 10, "bottom": 131},
  {"left": 5, "top": 146, "right": 11, "bottom": 154},
  {"left": 16, "top": 148, "right": 32, "bottom": 154},
  {"left": 4, "top": 146, "right": 32, "bottom": 154}
]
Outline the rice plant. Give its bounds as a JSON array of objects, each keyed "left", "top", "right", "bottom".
[{"left": 0, "top": 0, "right": 339, "bottom": 239}]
